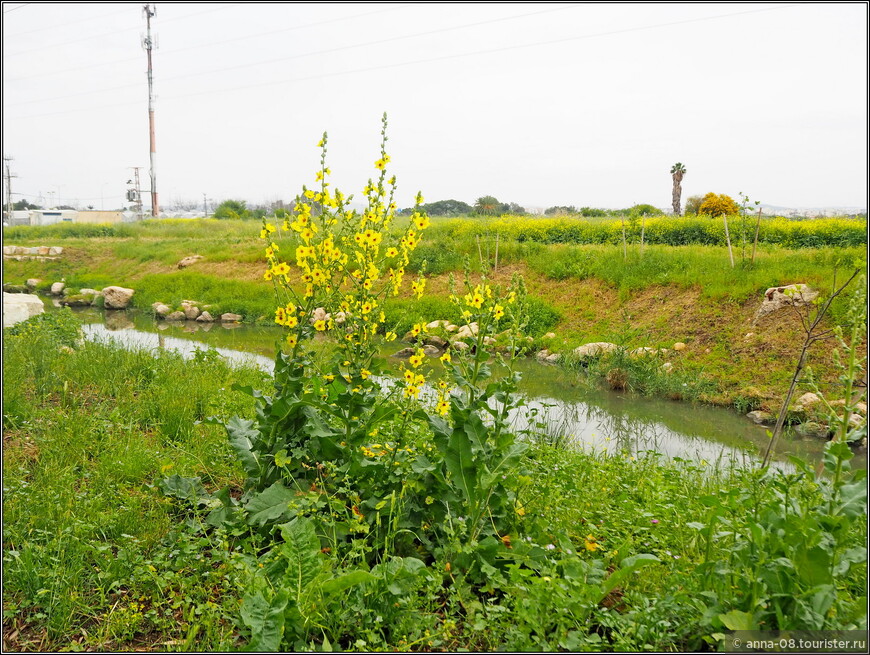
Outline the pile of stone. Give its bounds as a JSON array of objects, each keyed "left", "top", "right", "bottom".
[
  {"left": 45, "top": 282, "right": 135, "bottom": 309},
  {"left": 3, "top": 245, "right": 64, "bottom": 261},
  {"left": 747, "top": 392, "right": 867, "bottom": 440},
  {"left": 151, "top": 299, "right": 238, "bottom": 324}
]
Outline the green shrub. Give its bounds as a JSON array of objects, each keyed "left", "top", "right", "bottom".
[{"left": 6, "top": 307, "right": 82, "bottom": 348}]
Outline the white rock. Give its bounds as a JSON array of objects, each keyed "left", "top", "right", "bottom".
[
  {"left": 672, "top": 342, "right": 686, "bottom": 351},
  {"left": 310, "top": 307, "right": 330, "bottom": 323},
  {"left": 181, "top": 302, "right": 201, "bottom": 320},
  {"left": 50, "top": 282, "right": 65, "bottom": 295},
  {"left": 573, "top": 342, "right": 618, "bottom": 359},
  {"left": 455, "top": 323, "right": 479, "bottom": 339},
  {"left": 753, "top": 284, "right": 819, "bottom": 323},
  {"left": 102, "top": 286, "right": 135, "bottom": 310},
  {"left": 177, "top": 255, "right": 203, "bottom": 269},
  {"left": 3, "top": 292, "right": 44, "bottom": 327},
  {"left": 796, "top": 392, "right": 822, "bottom": 408},
  {"left": 152, "top": 302, "right": 172, "bottom": 317}
]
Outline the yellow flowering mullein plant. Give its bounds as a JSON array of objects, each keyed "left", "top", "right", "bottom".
[{"left": 246, "top": 114, "right": 439, "bottom": 542}]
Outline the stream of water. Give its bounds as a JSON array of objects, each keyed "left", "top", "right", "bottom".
[{"left": 61, "top": 305, "right": 863, "bottom": 470}]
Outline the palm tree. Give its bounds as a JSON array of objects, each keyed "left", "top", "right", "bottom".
[
  {"left": 474, "top": 195, "right": 500, "bottom": 216},
  {"left": 670, "top": 162, "right": 686, "bottom": 216}
]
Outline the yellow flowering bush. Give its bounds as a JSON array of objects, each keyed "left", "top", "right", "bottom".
[{"left": 202, "top": 116, "right": 533, "bottom": 570}]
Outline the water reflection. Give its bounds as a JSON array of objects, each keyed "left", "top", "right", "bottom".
[
  {"left": 83, "top": 323, "right": 274, "bottom": 372},
  {"left": 71, "top": 309, "right": 863, "bottom": 470}
]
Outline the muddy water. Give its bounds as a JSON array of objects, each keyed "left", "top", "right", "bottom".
[{"left": 64, "top": 306, "right": 863, "bottom": 469}]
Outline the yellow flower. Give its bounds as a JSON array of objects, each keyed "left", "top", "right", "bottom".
[
  {"left": 263, "top": 270, "right": 273, "bottom": 281},
  {"left": 584, "top": 535, "right": 601, "bottom": 552},
  {"left": 403, "top": 369, "right": 415, "bottom": 383},
  {"left": 436, "top": 400, "right": 450, "bottom": 416},
  {"left": 515, "top": 504, "right": 526, "bottom": 517},
  {"left": 493, "top": 304, "right": 504, "bottom": 320},
  {"left": 286, "top": 334, "right": 298, "bottom": 348},
  {"left": 440, "top": 352, "right": 451, "bottom": 364},
  {"left": 313, "top": 319, "right": 327, "bottom": 331},
  {"left": 385, "top": 331, "right": 397, "bottom": 342},
  {"left": 374, "top": 159, "right": 386, "bottom": 170},
  {"left": 360, "top": 369, "right": 371, "bottom": 380},
  {"left": 411, "top": 278, "right": 426, "bottom": 299},
  {"left": 409, "top": 350, "right": 424, "bottom": 368}
]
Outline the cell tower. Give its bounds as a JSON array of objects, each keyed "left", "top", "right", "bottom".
[{"left": 143, "top": 4, "right": 159, "bottom": 218}]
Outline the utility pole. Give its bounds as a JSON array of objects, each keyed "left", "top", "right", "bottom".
[
  {"left": 143, "top": 4, "right": 159, "bottom": 218},
  {"left": 127, "top": 167, "right": 143, "bottom": 220},
  {"left": 3, "top": 155, "right": 16, "bottom": 221},
  {"left": 203, "top": 193, "right": 209, "bottom": 217}
]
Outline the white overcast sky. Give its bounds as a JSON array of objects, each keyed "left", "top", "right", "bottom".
[{"left": 2, "top": 2, "right": 867, "bottom": 212}]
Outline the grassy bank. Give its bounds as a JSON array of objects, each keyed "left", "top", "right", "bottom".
[
  {"left": 3, "top": 311, "right": 866, "bottom": 651},
  {"left": 3, "top": 218, "right": 866, "bottom": 410}
]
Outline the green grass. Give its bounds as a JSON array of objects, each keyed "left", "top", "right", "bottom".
[{"left": 2, "top": 312, "right": 865, "bottom": 651}]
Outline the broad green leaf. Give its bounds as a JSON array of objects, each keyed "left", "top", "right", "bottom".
[
  {"left": 319, "top": 569, "right": 375, "bottom": 596},
  {"left": 596, "top": 553, "right": 659, "bottom": 603},
  {"left": 240, "top": 589, "right": 289, "bottom": 652},
  {"left": 488, "top": 441, "right": 529, "bottom": 478},
  {"left": 277, "top": 517, "right": 324, "bottom": 600},
  {"left": 834, "top": 479, "right": 868, "bottom": 518},
  {"left": 158, "top": 474, "right": 207, "bottom": 502},
  {"left": 461, "top": 411, "right": 489, "bottom": 452},
  {"left": 274, "top": 449, "right": 290, "bottom": 468},
  {"left": 794, "top": 545, "right": 833, "bottom": 587},
  {"left": 245, "top": 482, "right": 294, "bottom": 526},
  {"left": 718, "top": 609, "right": 756, "bottom": 631},
  {"left": 226, "top": 416, "right": 262, "bottom": 478},
  {"left": 444, "top": 429, "right": 478, "bottom": 505},
  {"left": 371, "top": 557, "right": 428, "bottom": 596}
]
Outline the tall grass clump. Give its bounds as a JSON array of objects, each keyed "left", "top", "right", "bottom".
[{"left": 3, "top": 310, "right": 269, "bottom": 650}]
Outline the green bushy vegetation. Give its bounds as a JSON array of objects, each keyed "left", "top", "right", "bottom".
[
  {"left": 3, "top": 308, "right": 865, "bottom": 651},
  {"left": 418, "top": 214, "right": 866, "bottom": 248}
]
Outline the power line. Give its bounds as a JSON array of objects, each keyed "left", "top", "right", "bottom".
[
  {"left": 3, "top": 5, "right": 408, "bottom": 82},
  {"left": 4, "top": 4, "right": 582, "bottom": 108},
  {"left": 3, "top": 4, "right": 234, "bottom": 57},
  {"left": 5, "top": 6, "right": 130, "bottom": 36},
  {"left": 2, "top": 3, "right": 802, "bottom": 121},
  {"left": 2, "top": 3, "right": 31, "bottom": 14}
]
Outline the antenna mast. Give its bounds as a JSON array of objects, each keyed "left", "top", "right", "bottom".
[{"left": 143, "top": 4, "right": 159, "bottom": 218}]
